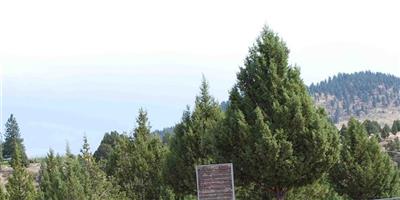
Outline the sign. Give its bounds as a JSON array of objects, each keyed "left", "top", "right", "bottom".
[{"left": 196, "top": 163, "right": 235, "bottom": 200}]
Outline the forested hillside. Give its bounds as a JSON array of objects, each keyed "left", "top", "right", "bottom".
[{"left": 309, "top": 71, "right": 400, "bottom": 125}]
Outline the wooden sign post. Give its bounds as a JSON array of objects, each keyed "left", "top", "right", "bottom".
[{"left": 196, "top": 163, "right": 235, "bottom": 200}]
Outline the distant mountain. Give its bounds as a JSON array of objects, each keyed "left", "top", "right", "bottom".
[{"left": 309, "top": 71, "right": 400, "bottom": 126}]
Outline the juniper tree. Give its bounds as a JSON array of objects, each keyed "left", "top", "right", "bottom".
[
  {"left": 215, "top": 26, "right": 340, "bottom": 200},
  {"left": 164, "top": 108, "right": 193, "bottom": 199},
  {"left": 61, "top": 145, "right": 86, "bottom": 200},
  {"left": 165, "top": 77, "right": 223, "bottom": 198},
  {"left": 6, "top": 142, "right": 36, "bottom": 200},
  {"left": 38, "top": 149, "right": 65, "bottom": 200},
  {"left": 93, "top": 131, "right": 124, "bottom": 162},
  {"left": 3, "top": 114, "right": 28, "bottom": 166},
  {"left": 38, "top": 139, "right": 126, "bottom": 200},
  {"left": 78, "top": 136, "right": 127, "bottom": 200},
  {"left": 286, "top": 176, "right": 344, "bottom": 200},
  {"left": 115, "top": 109, "right": 167, "bottom": 199},
  {"left": 214, "top": 87, "right": 251, "bottom": 185},
  {"left": 330, "top": 118, "right": 400, "bottom": 199},
  {"left": 95, "top": 132, "right": 129, "bottom": 177}
]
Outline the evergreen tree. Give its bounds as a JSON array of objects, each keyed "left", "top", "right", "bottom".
[
  {"left": 62, "top": 146, "right": 86, "bottom": 200},
  {"left": 339, "top": 124, "right": 347, "bottom": 137},
  {"left": 330, "top": 118, "right": 399, "bottom": 199},
  {"left": 382, "top": 124, "right": 391, "bottom": 139},
  {"left": 286, "top": 177, "right": 344, "bottom": 200},
  {"left": 38, "top": 149, "right": 65, "bottom": 200},
  {"left": 215, "top": 26, "right": 340, "bottom": 200},
  {"left": 164, "top": 108, "right": 194, "bottom": 199},
  {"left": 191, "top": 76, "right": 223, "bottom": 163},
  {"left": 214, "top": 86, "right": 252, "bottom": 187},
  {"left": 93, "top": 131, "right": 124, "bottom": 162},
  {"left": 93, "top": 131, "right": 130, "bottom": 177},
  {"left": 3, "top": 114, "right": 28, "bottom": 166},
  {"left": 392, "top": 120, "right": 400, "bottom": 134},
  {"left": 362, "top": 119, "right": 381, "bottom": 135},
  {"left": 78, "top": 136, "right": 127, "bottom": 200},
  {"left": 115, "top": 109, "right": 168, "bottom": 199},
  {"left": 165, "top": 77, "right": 223, "bottom": 198},
  {"left": 6, "top": 142, "right": 37, "bottom": 200},
  {"left": 38, "top": 140, "right": 126, "bottom": 200}
]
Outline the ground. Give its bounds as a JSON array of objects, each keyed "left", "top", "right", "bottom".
[{"left": 0, "top": 163, "right": 41, "bottom": 185}]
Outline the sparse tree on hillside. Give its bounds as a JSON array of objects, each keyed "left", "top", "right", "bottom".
[
  {"left": 330, "top": 118, "right": 399, "bottom": 199},
  {"left": 382, "top": 124, "right": 391, "bottom": 139},
  {"left": 215, "top": 26, "right": 340, "bottom": 200},
  {"left": 392, "top": 120, "right": 400, "bottom": 134},
  {"left": 362, "top": 119, "right": 381, "bottom": 135}
]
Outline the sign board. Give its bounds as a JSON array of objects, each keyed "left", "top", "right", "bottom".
[{"left": 196, "top": 163, "right": 235, "bottom": 200}]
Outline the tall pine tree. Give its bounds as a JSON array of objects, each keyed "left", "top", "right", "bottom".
[
  {"left": 3, "top": 114, "right": 28, "bottom": 166},
  {"left": 215, "top": 26, "right": 340, "bottom": 200}
]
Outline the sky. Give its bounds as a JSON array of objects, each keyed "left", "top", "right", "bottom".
[{"left": 0, "top": 0, "right": 399, "bottom": 156}]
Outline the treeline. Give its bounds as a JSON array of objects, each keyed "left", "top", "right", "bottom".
[
  {"left": 309, "top": 71, "right": 400, "bottom": 123},
  {"left": 309, "top": 71, "right": 400, "bottom": 102},
  {"left": 1, "top": 26, "right": 400, "bottom": 200},
  {"left": 357, "top": 119, "right": 400, "bottom": 139}
]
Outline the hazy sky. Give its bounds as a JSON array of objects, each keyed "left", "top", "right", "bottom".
[{"left": 1, "top": 0, "right": 399, "bottom": 156}]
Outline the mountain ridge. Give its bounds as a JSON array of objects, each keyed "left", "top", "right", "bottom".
[{"left": 309, "top": 71, "right": 400, "bottom": 126}]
